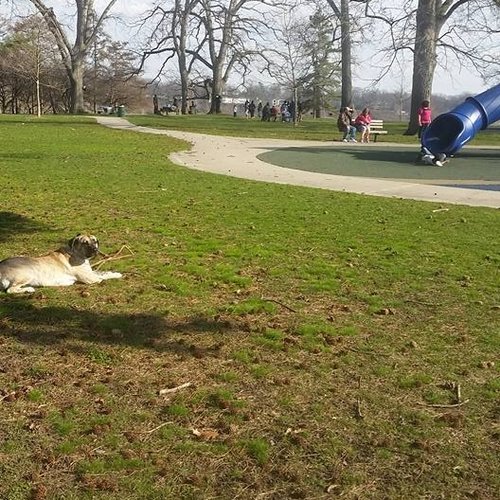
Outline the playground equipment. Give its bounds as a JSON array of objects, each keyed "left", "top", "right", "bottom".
[{"left": 423, "top": 83, "right": 500, "bottom": 156}]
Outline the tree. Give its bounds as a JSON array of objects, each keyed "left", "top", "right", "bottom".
[
  {"left": 138, "top": 0, "right": 201, "bottom": 114},
  {"left": 89, "top": 38, "right": 145, "bottom": 111},
  {"left": 264, "top": 6, "right": 309, "bottom": 122},
  {"left": 364, "top": 0, "right": 500, "bottom": 134},
  {"left": 196, "top": 0, "right": 278, "bottom": 114},
  {"left": 0, "top": 15, "right": 62, "bottom": 114},
  {"left": 25, "top": 0, "right": 119, "bottom": 113},
  {"left": 298, "top": 10, "right": 341, "bottom": 117},
  {"left": 323, "top": 0, "right": 362, "bottom": 108}
]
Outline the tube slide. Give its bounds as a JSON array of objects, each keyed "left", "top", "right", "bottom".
[{"left": 423, "top": 83, "right": 500, "bottom": 156}]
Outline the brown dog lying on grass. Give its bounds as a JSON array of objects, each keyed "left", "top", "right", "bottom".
[{"left": 0, "top": 234, "right": 122, "bottom": 294}]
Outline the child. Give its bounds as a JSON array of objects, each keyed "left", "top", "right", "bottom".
[
  {"left": 415, "top": 99, "right": 447, "bottom": 166},
  {"left": 354, "top": 108, "right": 372, "bottom": 143},
  {"left": 417, "top": 100, "right": 432, "bottom": 139}
]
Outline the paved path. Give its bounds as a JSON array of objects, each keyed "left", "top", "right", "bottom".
[{"left": 95, "top": 116, "right": 500, "bottom": 209}]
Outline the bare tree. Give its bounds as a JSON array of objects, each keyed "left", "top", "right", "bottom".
[
  {"left": 264, "top": 7, "right": 308, "bottom": 122},
  {"left": 0, "top": 14, "right": 62, "bottom": 114},
  {"left": 364, "top": 0, "right": 500, "bottom": 134},
  {"left": 25, "top": 0, "right": 119, "bottom": 113},
  {"left": 137, "top": 0, "right": 201, "bottom": 114},
  {"left": 196, "top": 0, "right": 279, "bottom": 113}
]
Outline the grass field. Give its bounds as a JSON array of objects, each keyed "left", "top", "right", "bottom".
[{"left": 0, "top": 114, "right": 499, "bottom": 499}]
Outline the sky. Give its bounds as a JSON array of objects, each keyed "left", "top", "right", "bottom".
[
  {"left": 4, "top": 0, "right": 497, "bottom": 97},
  {"left": 103, "top": 0, "right": 494, "bottom": 97}
]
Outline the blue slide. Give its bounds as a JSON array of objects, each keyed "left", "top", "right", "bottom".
[{"left": 423, "top": 83, "right": 500, "bottom": 156}]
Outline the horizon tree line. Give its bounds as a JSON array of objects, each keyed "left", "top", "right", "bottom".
[{"left": 0, "top": 0, "right": 498, "bottom": 133}]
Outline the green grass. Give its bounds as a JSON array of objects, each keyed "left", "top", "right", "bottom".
[
  {"left": 0, "top": 113, "right": 499, "bottom": 499},
  {"left": 128, "top": 113, "right": 500, "bottom": 146}
]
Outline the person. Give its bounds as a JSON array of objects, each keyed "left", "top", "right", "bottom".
[
  {"left": 214, "top": 94, "right": 222, "bottom": 113},
  {"left": 415, "top": 99, "right": 447, "bottom": 166},
  {"left": 261, "top": 102, "right": 270, "bottom": 121},
  {"left": 270, "top": 104, "right": 279, "bottom": 122},
  {"left": 289, "top": 100, "right": 296, "bottom": 122},
  {"left": 153, "top": 94, "right": 159, "bottom": 114},
  {"left": 233, "top": 104, "right": 238, "bottom": 118},
  {"left": 417, "top": 145, "right": 447, "bottom": 167},
  {"left": 354, "top": 108, "right": 372, "bottom": 143},
  {"left": 257, "top": 101, "right": 263, "bottom": 118},
  {"left": 249, "top": 100, "right": 256, "bottom": 118},
  {"left": 417, "top": 100, "right": 432, "bottom": 139},
  {"left": 337, "top": 107, "right": 356, "bottom": 142},
  {"left": 244, "top": 99, "right": 250, "bottom": 118}
]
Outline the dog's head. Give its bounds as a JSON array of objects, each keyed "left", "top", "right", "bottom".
[{"left": 67, "top": 234, "right": 99, "bottom": 259}]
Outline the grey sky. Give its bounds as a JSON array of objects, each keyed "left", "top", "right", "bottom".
[{"left": 7, "top": 0, "right": 497, "bottom": 96}]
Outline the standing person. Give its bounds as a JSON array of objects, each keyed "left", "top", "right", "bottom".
[
  {"left": 257, "top": 101, "right": 263, "bottom": 118},
  {"left": 417, "top": 100, "right": 432, "bottom": 139},
  {"left": 354, "top": 107, "right": 372, "bottom": 143},
  {"left": 249, "top": 100, "right": 256, "bottom": 118},
  {"left": 270, "top": 104, "right": 279, "bottom": 122},
  {"left": 172, "top": 97, "right": 179, "bottom": 114},
  {"left": 261, "top": 102, "right": 270, "bottom": 121},
  {"left": 337, "top": 107, "right": 356, "bottom": 142},
  {"left": 244, "top": 99, "right": 250, "bottom": 118},
  {"left": 233, "top": 104, "right": 238, "bottom": 118},
  {"left": 415, "top": 99, "right": 446, "bottom": 166}
]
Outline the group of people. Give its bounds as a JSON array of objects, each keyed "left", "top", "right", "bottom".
[
  {"left": 337, "top": 100, "right": 444, "bottom": 166},
  {"left": 233, "top": 99, "right": 300, "bottom": 123},
  {"left": 337, "top": 106, "right": 373, "bottom": 143}
]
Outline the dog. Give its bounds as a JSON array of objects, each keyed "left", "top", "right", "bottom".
[{"left": 0, "top": 234, "right": 122, "bottom": 294}]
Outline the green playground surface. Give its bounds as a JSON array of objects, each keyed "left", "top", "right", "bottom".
[{"left": 258, "top": 146, "right": 500, "bottom": 183}]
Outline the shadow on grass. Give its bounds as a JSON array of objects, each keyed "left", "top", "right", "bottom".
[
  {"left": 0, "top": 299, "right": 232, "bottom": 357},
  {"left": 0, "top": 212, "right": 52, "bottom": 243}
]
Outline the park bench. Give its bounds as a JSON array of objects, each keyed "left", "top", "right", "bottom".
[{"left": 368, "top": 119, "right": 388, "bottom": 142}]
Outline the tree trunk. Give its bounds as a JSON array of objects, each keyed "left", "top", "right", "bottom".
[
  {"left": 405, "top": 0, "right": 438, "bottom": 135},
  {"left": 340, "top": 0, "right": 353, "bottom": 108},
  {"left": 208, "top": 67, "right": 224, "bottom": 114},
  {"left": 179, "top": 66, "right": 189, "bottom": 114},
  {"left": 70, "top": 56, "right": 85, "bottom": 113}
]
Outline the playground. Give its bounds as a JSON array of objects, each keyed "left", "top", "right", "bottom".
[
  {"left": 104, "top": 116, "right": 500, "bottom": 208},
  {"left": 257, "top": 144, "right": 500, "bottom": 188}
]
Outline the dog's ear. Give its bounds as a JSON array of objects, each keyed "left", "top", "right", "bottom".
[{"left": 68, "top": 234, "right": 81, "bottom": 249}]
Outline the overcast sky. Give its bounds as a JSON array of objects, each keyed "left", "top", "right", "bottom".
[
  {"left": 7, "top": 0, "right": 497, "bottom": 97},
  {"left": 106, "top": 0, "right": 493, "bottom": 97}
]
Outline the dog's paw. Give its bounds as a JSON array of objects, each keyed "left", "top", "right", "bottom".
[{"left": 7, "top": 286, "right": 36, "bottom": 294}]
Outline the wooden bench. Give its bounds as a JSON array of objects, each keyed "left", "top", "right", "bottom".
[{"left": 368, "top": 119, "right": 388, "bottom": 142}]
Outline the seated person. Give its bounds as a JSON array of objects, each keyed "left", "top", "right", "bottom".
[
  {"left": 337, "top": 107, "right": 356, "bottom": 142},
  {"left": 354, "top": 108, "right": 372, "bottom": 143}
]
